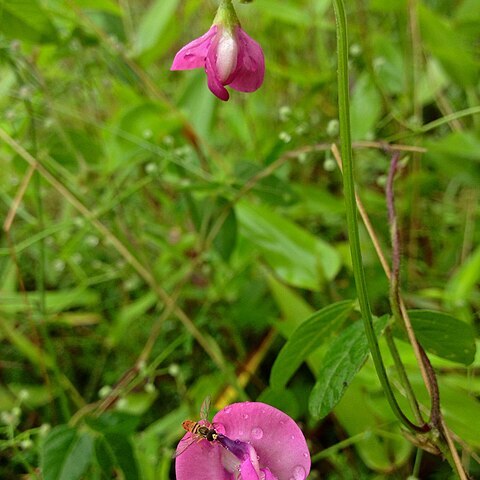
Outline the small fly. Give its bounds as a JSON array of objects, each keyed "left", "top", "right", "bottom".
[{"left": 174, "top": 397, "right": 219, "bottom": 458}]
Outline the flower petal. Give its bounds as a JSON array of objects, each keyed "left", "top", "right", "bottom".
[
  {"left": 205, "top": 35, "right": 230, "bottom": 101},
  {"left": 261, "top": 468, "right": 278, "bottom": 480},
  {"left": 174, "top": 432, "right": 229, "bottom": 480},
  {"left": 239, "top": 458, "right": 261, "bottom": 480},
  {"left": 215, "top": 28, "right": 239, "bottom": 83},
  {"left": 213, "top": 402, "right": 310, "bottom": 480},
  {"left": 171, "top": 26, "right": 217, "bottom": 71},
  {"left": 217, "top": 434, "right": 263, "bottom": 480},
  {"left": 228, "top": 27, "right": 265, "bottom": 93}
]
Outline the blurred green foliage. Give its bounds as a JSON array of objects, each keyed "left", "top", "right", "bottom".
[{"left": 0, "top": 0, "right": 479, "bottom": 478}]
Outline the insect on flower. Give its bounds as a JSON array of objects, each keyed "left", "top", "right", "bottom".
[
  {"left": 175, "top": 401, "right": 312, "bottom": 480},
  {"left": 174, "top": 397, "right": 219, "bottom": 458}
]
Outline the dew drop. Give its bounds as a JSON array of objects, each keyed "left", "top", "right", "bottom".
[
  {"left": 303, "top": 452, "right": 309, "bottom": 458},
  {"left": 242, "top": 413, "right": 249, "bottom": 419},
  {"left": 290, "top": 434, "right": 295, "bottom": 440},
  {"left": 225, "top": 407, "right": 232, "bottom": 414},
  {"left": 292, "top": 465, "right": 306, "bottom": 480},
  {"left": 238, "top": 430, "right": 244, "bottom": 436},
  {"left": 251, "top": 427, "right": 264, "bottom": 439}
]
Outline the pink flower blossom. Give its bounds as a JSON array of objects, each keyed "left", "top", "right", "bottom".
[
  {"left": 171, "top": 19, "right": 264, "bottom": 101},
  {"left": 175, "top": 402, "right": 311, "bottom": 480}
]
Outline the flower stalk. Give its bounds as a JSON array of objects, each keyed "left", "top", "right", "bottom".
[{"left": 331, "top": 0, "right": 427, "bottom": 434}]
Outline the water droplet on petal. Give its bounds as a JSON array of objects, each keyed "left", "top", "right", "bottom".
[
  {"left": 290, "top": 434, "right": 295, "bottom": 440},
  {"left": 303, "top": 452, "right": 309, "bottom": 458},
  {"left": 292, "top": 465, "right": 306, "bottom": 480},
  {"left": 238, "top": 430, "right": 244, "bottom": 436},
  {"left": 225, "top": 407, "right": 232, "bottom": 414},
  {"left": 242, "top": 413, "right": 249, "bottom": 419},
  {"left": 251, "top": 427, "right": 264, "bottom": 439}
]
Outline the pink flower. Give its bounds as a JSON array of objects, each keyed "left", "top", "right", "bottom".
[
  {"left": 175, "top": 402, "right": 311, "bottom": 480},
  {"left": 170, "top": 3, "right": 264, "bottom": 101}
]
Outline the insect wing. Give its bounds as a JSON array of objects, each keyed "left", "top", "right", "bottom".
[
  {"left": 199, "top": 396, "right": 211, "bottom": 421},
  {"left": 173, "top": 434, "right": 196, "bottom": 459}
]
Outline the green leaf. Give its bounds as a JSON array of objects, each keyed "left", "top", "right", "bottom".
[
  {"left": 87, "top": 412, "right": 141, "bottom": 435},
  {"left": 334, "top": 376, "right": 413, "bottom": 472},
  {"left": 94, "top": 436, "right": 116, "bottom": 478},
  {"left": 398, "top": 310, "right": 476, "bottom": 365},
  {"left": 425, "top": 132, "right": 480, "bottom": 186},
  {"left": 0, "top": 287, "right": 99, "bottom": 314},
  {"left": 212, "top": 198, "right": 237, "bottom": 262},
  {"left": 0, "top": 0, "right": 57, "bottom": 43},
  {"left": 408, "top": 375, "right": 480, "bottom": 448},
  {"left": 94, "top": 431, "right": 141, "bottom": 480},
  {"left": 132, "top": 0, "right": 179, "bottom": 59},
  {"left": 266, "top": 274, "right": 328, "bottom": 377},
  {"left": 115, "top": 102, "right": 182, "bottom": 160},
  {"left": 266, "top": 272, "right": 314, "bottom": 337},
  {"left": 253, "top": 0, "right": 314, "bottom": 26},
  {"left": 270, "top": 300, "right": 354, "bottom": 389},
  {"left": 177, "top": 70, "right": 216, "bottom": 140},
  {"left": 455, "top": 0, "right": 480, "bottom": 23},
  {"left": 73, "top": 0, "right": 122, "bottom": 14},
  {"left": 234, "top": 161, "right": 299, "bottom": 207},
  {"left": 445, "top": 246, "right": 480, "bottom": 312},
  {"left": 257, "top": 387, "right": 299, "bottom": 419},
  {"left": 309, "top": 315, "right": 388, "bottom": 419},
  {"left": 350, "top": 73, "right": 382, "bottom": 140},
  {"left": 0, "top": 316, "right": 54, "bottom": 369},
  {"left": 419, "top": 4, "right": 479, "bottom": 86},
  {"left": 236, "top": 201, "right": 341, "bottom": 290},
  {"left": 41, "top": 425, "right": 94, "bottom": 480},
  {"left": 104, "top": 433, "right": 140, "bottom": 480},
  {"left": 107, "top": 292, "right": 157, "bottom": 348}
]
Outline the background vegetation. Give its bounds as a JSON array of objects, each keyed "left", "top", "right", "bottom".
[{"left": 0, "top": 0, "right": 479, "bottom": 478}]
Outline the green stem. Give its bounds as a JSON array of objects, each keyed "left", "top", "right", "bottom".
[
  {"left": 412, "top": 448, "right": 423, "bottom": 478},
  {"left": 385, "top": 327, "right": 424, "bottom": 424},
  {"left": 331, "top": 0, "right": 426, "bottom": 433}
]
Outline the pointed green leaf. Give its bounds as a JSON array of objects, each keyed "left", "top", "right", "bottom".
[
  {"left": 270, "top": 300, "right": 354, "bottom": 389},
  {"left": 350, "top": 73, "right": 382, "bottom": 140},
  {"left": 41, "top": 425, "right": 94, "bottom": 480},
  {"left": 399, "top": 310, "right": 476, "bottom": 365},
  {"left": 104, "top": 433, "right": 140, "bottom": 480},
  {"left": 334, "top": 377, "right": 412, "bottom": 471},
  {"left": 419, "top": 4, "right": 479, "bottom": 86},
  {"left": 87, "top": 412, "right": 141, "bottom": 435},
  {"left": 266, "top": 273, "right": 314, "bottom": 337},
  {"left": 212, "top": 198, "right": 237, "bottom": 262},
  {"left": 309, "top": 315, "right": 388, "bottom": 419},
  {"left": 236, "top": 201, "right": 341, "bottom": 290},
  {"left": 132, "top": 0, "right": 179, "bottom": 59},
  {"left": 445, "top": 246, "right": 480, "bottom": 311},
  {"left": 0, "top": 0, "right": 57, "bottom": 43}
]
